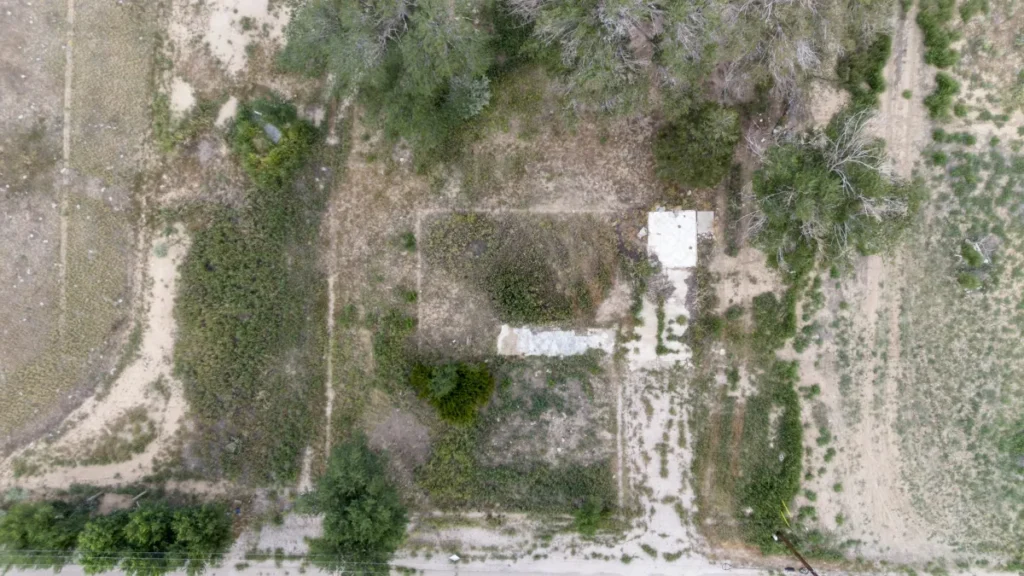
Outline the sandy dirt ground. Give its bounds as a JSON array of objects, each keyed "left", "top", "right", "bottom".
[{"left": 0, "top": 228, "right": 190, "bottom": 490}]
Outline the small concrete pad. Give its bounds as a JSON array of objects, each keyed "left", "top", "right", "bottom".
[
  {"left": 648, "top": 211, "right": 697, "bottom": 268},
  {"left": 696, "top": 211, "right": 715, "bottom": 236},
  {"left": 497, "top": 325, "right": 615, "bottom": 357}
]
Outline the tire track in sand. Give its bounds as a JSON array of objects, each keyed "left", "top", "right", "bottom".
[{"left": 57, "top": 0, "right": 75, "bottom": 337}]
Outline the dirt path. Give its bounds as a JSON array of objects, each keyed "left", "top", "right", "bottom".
[
  {"left": 0, "top": 229, "right": 192, "bottom": 491},
  {"left": 877, "top": 8, "right": 927, "bottom": 179},
  {"left": 57, "top": 0, "right": 75, "bottom": 337},
  {"left": 323, "top": 272, "right": 337, "bottom": 454}
]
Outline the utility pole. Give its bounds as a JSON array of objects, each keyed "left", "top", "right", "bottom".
[{"left": 773, "top": 531, "right": 820, "bottom": 576}]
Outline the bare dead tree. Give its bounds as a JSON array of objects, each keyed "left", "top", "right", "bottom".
[
  {"left": 506, "top": 0, "right": 544, "bottom": 20},
  {"left": 374, "top": 0, "right": 413, "bottom": 48},
  {"left": 820, "top": 108, "right": 888, "bottom": 195}
]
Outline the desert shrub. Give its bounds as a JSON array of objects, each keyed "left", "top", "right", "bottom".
[
  {"left": 304, "top": 437, "right": 408, "bottom": 573},
  {"left": 751, "top": 292, "right": 797, "bottom": 355},
  {"left": 409, "top": 362, "right": 496, "bottom": 425},
  {"left": 961, "top": 241, "right": 985, "bottom": 267},
  {"left": 924, "top": 73, "right": 961, "bottom": 119},
  {"left": 751, "top": 110, "right": 924, "bottom": 271},
  {"left": 836, "top": 33, "right": 892, "bottom": 109},
  {"left": 281, "top": 0, "right": 504, "bottom": 170},
  {"left": 957, "top": 272, "right": 982, "bottom": 290},
  {"left": 0, "top": 501, "right": 88, "bottom": 570},
  {"left": 654, "top": 101, "right": 740, "bottom": 189},
  {"left": 724, "top": 164, "right": 745, "bottom": 256},
  {"left": 959, "top": 0, "right": 989, "bottom": 21},
  {"left": 916, "top": 0, "right": 959, "bottom": 68},
  {"left": 571, "top": 495, "right": 613, "bottom": 536}
]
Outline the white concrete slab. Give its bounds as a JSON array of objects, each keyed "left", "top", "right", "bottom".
[
  {"left": 697, "top": 211, "right": 715, "bottom": 236},
  {"left": 497, "top": 325, "right": 615, "bottom": 357},
  {"left": 648, "top": 211, "right": 697, "bottom": 268}
]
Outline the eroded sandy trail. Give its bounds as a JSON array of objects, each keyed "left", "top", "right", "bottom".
[
  {"left": 56, "top": 0, "right": 75, "bottom": 338},
  {"left": 877, "top": 8, "right": 927, "bottom": 179},
  {"left": 0, "top": 230, "right": 191, "bottom": 491}
]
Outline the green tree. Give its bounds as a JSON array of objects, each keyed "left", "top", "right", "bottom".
[
  {"left": 304, "top": 437, "right": 408, "bottom": 573},
  {"left": 171, "top": 506, "right": 232, "bottom": 576},
  {"left": 654, "top": 100, "right": 740, "bottom": 188},
  {"left": 519, "top": 0, "right": 653, "bottom": 112},
  {"left": 78, "top": 512, "right": 130, "bottom": 575},
  {"left": 282, "top": 0, "right": 493, "bottom": 169},
  {"left": 121, "top": 504, "right": 177, "bottom": 576},
  {"left": 750, "top": 109, "right": 924, "bottom": 270},
  {"left": 0, "top": 501, "right": 88, "bottom": 571}
]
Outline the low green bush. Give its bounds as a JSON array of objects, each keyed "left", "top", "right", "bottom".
[
  {"left": 654, "top": 100, "right": 740, "bottom": 189},
  {"left": 961, "top": 242, "right": 984, "bottom": 267},
  {"left": 959, "top": 0, "right": 989, "bottom": 21},
  {"left": 924, "top": 73, "right": 961, "bottom": 119},
  {"left": 916, "top": 0, "right": 960, "bottom": 68},
  {"left": 571, "top": 496, "right": 613, "bottom": 536},
  {"left": 410, "top": 362, "right": 495, "bottom": 425},
  {"left": 836, "top": 34, "right": 892, "bottom": 109},
  {"left": 957, "top": 271, "right": 982, "bottom": 290},
  {"left": 751, "top": 292, "right": 796, "bottom": 356}
]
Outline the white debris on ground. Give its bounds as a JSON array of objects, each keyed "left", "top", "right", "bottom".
[
  {"left": 496, "top": 325, "right": 615, "bottom": 356},
  {"left": 215, "top": 96, "right": 239, "bottom": 128},
  {"left": 168, "top": 76, "right": 195, "bottom": 119}
]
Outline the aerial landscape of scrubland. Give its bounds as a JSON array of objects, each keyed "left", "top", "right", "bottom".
[{"left": 1, "top": 0, "right": 1024, "bottom": 574}]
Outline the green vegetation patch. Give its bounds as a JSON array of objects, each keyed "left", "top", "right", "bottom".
[
  {"left": 736, "top": 360, "right": 803, "bottom": 550},
  {"left": 0, "top": 500, "right": 89, "bottom": 571},
  {"left": 174, "top": 99, "right": 332, "bottom": 483},
  {"left": 654, "top": 100, "right": 740, "bottom": 189},
  {"left": 410, "top": 362, "right": 496, "bottom": 425},
  {"left": 925, "top": 73, "right": 961, "bottom": 119},
  {"left": 424, "top": 213, "right": 618, "bottom": 325},
  {"left": 0, "top": 498, "right": 231, "bottom": 576},
  {"left": 280, "top": 0, "right": 538, "bottom": 171},
  {"left": 751, "top": 110, "right": 924, "bottom": 271},
  {"left": 417, "top": 354, "right": 616, "bottom": 519},
  {"left": 916, "top": 0, "right": 960, "bottom": 68},
  {"left": 420, "top": 426, "right": 616, "bottom": 514},
  {"left": 836, "top": 33, "right": 892, "bottom": 109}
]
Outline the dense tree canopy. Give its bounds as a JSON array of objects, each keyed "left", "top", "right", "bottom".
[
  {"left": 304, "top": 437, "right": 408, "bottom": 573},
  {"left": 0, "top": 501, "right": 88, "bottom": 571},
  {"left": 750, "top": 110, "right": 925, "bottom": 270}
]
